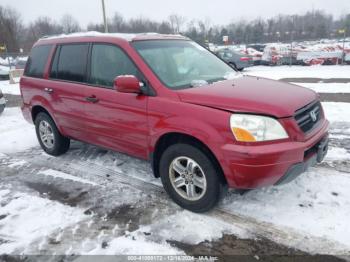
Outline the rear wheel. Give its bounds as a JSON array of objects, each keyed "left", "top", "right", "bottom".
[
  {"left": 159, "top": 143, "right": 222, "bottom": 212},
  {"left": 34, "top": 112, "right": 70, "bottom": 156}
]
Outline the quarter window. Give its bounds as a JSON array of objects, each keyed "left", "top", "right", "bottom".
[
  {"left": 89, "top": 44, "right": 138, "bottom": 88},
  {"left": 24, "top": 45, "right": 52, "bottom": 78}
]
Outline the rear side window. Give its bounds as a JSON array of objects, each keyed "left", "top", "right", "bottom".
[
  {"left": 51, "top": 44, "right": 89, "bottom": 82},
  {"left": 89, "top": 44, "right": 138, "bottom": 88},
  {"left": 24, "top": 45, "right": 52, "bottom": 78}
]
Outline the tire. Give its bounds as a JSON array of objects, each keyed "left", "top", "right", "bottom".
[
  {"left": 159, "top": 143, "right": 223, "bottom": 213},
  {"left": 34, "top": 112, "right": 70, "bottom": 156}
]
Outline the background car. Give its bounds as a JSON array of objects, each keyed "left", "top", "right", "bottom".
[
  {"left": 0, "top": 65, "right": 10, "bottom": 80},
  {"left": 216, "top": 48, "right": 254, "bottom": 71},
  {"left": 0, "top": 89, "right": 6, "bottom": 114}
]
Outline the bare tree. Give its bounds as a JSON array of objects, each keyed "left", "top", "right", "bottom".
[
  {"left": 25, "top": 17, "right": 63, "bottom": 50},
  {"left": 60, "top": 14, "right": 81, "bottom": 34},
  {"left": 168, "top": 14, "right": 186, "bottom": 33},
  {"left": 0, "top": 6, "right": 23, "bottom": 52},
  {"left": 110, "top": 12, "right": 125, "bottom": 32}
]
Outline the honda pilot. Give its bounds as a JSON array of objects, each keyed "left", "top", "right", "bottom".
[{"left": 20, "top": 33, "right": 329, "bottom": 212}]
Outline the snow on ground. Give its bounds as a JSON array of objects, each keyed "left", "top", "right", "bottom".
[
  {"left": 0, "top": 81, "right": 20, "bottom": 95},
  {"left": 221, "top": 167, "right": 350, "bottom": 249},
  {"left": 326, "top": 147, "right": 350, "bottom": 161},
  {"left": 0, "top": 186, "right": 88, "bottom": 254},
  {"left": 86, "top": 234, "right": 182, "bottom": 255},
  {"left": 38, "top": 169, "right": 99, "bottom": 186},
  {"left": 0, "top": 107, "right": 36, "bottom": 154},
  {"left": 293, "top": 83, "right": 350, "bottom": 93},
  {"left": 1, "top": 80, "right": 350, "bottom": 255},
  {"left": 322, "top": 102, "right": 350, "bottom": 122},
  {"left": 138, "top": 211, "right": 251, "bottom": 245},
  {"left": 245, "top": 65, "right": 350, "bottom": 80}
]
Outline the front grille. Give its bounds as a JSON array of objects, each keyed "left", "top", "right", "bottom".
[{"left": 294, "top": 101, "right": 321, "bottom": 133}]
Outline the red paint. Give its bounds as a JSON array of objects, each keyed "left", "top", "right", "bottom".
[
  {"left": 21, "top": 34, "right": 329, "bottom": 189},
  {"left": 239, "top": 57, "right": 251, "bottom": 61},
  {"left": 114, "top": 75, "right": 141, "bottom": 94}
]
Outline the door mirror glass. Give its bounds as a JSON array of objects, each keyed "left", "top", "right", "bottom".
[{"left": 114, "top": 75, "right": 141, "bottom": 93}]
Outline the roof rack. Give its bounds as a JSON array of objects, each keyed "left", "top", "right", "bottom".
[{"left": 39, "top": 31, "right": 186, "bottom": 42}]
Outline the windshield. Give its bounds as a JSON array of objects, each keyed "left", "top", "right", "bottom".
[{"left": 132, "top": 40, "right": 240, "bottom": 90}]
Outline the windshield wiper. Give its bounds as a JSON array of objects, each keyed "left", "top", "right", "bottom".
[
  {"left": 207, "top": 77, "right": 226, "bottom": 84},
  {"left": 189, "top": 80, "right": 209, "bottom": 88}
]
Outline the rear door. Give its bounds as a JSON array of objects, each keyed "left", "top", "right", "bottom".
[
  {"left": 48, "top": 43, "right": 89, "bottom": 139},
  {"left": 83, "top": 43, "right": 149, "bottom": 158}
]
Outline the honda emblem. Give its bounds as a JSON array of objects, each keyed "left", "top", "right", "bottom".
[{"left": 310, "top": 109, "right": 317, "bottom": 122}]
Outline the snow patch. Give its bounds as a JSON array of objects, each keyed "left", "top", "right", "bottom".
[
  {"left": 86, "top": 235, "right": 182, "bottom": 255},
  {"left": 245, "top": 65, "right": 350, "bottom": 80},
  {"left": 294, "top": 83, "right": 350, "bottom": 93},
  {"left": 326, "top": 147, "right": 350, "bottom": 161},
  {"left": 7, "top": 160, "right": 27, "bottom": 168},
  {"left": 222, "top": 167, "right": 350, "bottom": 250},
  {"left": 0, "top": 108, "right": 37, "bottom": 154},
  {"left": 38, "top": 169, "right": 98, "bottom": 186},
  {"left": 0, "top": 81, "right": 20, "bottom": 95},
  {"left": 0, "top": 190, "right": 87, "bottom": 254},
  {"left": 322, "top": 102, "right": 350, "bottom": 123},
  {"left": 138, "top": 210, "right": 251, "bottom": 245}
]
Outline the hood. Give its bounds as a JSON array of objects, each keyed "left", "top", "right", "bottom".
[{"left": 177, "top": 76, "right": 317, "bottom": 118}]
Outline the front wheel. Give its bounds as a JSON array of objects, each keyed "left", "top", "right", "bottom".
[
  {"left": 35, "top": 112, "right": 70, "bottom": 156},
  {"left": 159, "top": 143, "right": 223, "bottom": 212}
]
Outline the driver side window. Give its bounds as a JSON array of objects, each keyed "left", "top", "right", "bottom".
[{"left": 89, "top": 44, "right": 139, "bottom": 88}]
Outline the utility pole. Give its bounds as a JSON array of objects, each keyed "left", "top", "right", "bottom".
[
  {"left": 101, "top": 0, "right": 108, "bottom": 33},
  {"left": 339, "top": 28, "right": 346, "bottom": 65},
  {"left": 342, "top": 29, "right": 346, "bottom": 65}
]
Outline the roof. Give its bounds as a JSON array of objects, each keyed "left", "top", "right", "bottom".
[{"left": 39, "top": 31, "right": 188, "bottom": 42}]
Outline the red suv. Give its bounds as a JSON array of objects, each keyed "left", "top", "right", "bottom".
[{"left": 20, "top": 33, "right": 329, "bottom": 212}]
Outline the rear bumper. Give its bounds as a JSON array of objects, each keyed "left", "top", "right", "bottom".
[
  {"left": 21, "top": 103, "right": 33, "bottom": 124},
  {"left": 221, "top": 120, "right": 329, "bottom": 189}
]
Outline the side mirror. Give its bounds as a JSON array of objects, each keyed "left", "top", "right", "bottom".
[{"left": 114, "top": 75, "right": 141, "bottom": 94}]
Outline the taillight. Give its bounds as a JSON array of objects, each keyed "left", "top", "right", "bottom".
[{"left": 240, "top": 57, "right": 251, "bottom": 61}]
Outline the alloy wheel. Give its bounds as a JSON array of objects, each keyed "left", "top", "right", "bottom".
[{"left": 169, "top": 156, "right": 207, "bottom": 201}]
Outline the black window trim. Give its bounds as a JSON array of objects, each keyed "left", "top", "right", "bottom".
[{"left": 49, "top": 44, "right": 60, "bottom": 79}]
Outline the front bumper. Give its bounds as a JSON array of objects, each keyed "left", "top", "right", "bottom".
[
  {"left": 275, "top": 136, "right": 328, "bottom": 185},
  {"left": 221, "top": 120, "right": 329, "bottom": 189}
]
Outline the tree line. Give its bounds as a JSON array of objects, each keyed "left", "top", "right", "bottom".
[{"left": 0, "top": 4, "right": 349, "bottom": 53}]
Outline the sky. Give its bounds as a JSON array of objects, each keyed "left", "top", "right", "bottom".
[{"left": 1, "top": 0, "right": 349, "bottom": 27}]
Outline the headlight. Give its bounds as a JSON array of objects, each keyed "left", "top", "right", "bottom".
[{"left": 230, "top": 114, "right": 288, "bottom": 142}]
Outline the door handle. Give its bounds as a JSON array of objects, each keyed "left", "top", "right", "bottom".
[
  {"left": 44, "top": 88, "right": 53, "bottom": 94},
  {"left": 85, "top": 95, "right": 99, "bottom": 103}
]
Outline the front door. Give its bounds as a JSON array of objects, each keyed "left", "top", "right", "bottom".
[{"left": 83, "top": 43, "right": 149, "bottom": 159}]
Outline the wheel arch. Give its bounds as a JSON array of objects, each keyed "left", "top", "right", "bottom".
[
  {"left": 151, "top": 132, "right": 227, "bottom": 185},
  {"left": 31, "top": 104, "right": 64, "bottom": 134}
]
